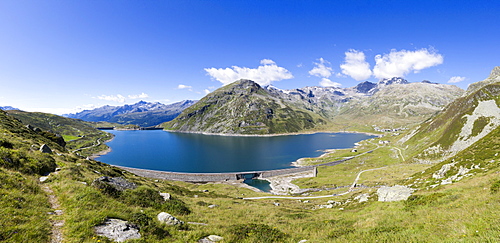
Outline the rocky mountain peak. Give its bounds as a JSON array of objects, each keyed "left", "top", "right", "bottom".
[
  {"left": 354, "top": 81, "right": 377, "bottom": 94},
  {"left": 490, "top": 66, "right": 500, "bottom": 79},
  {"left": 225, "top": 79, "right": 266, "bottom": 95},
  {"left": 378, "top": 77, "right": 409, "bottom": 86}
]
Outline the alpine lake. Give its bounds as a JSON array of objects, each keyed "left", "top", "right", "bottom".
[{"left": 97, "top": 130, "right": 375, "bottom": 191}]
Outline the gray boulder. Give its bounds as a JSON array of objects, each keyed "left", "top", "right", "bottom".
[
  {"left": 94, "top": 218, "right": 141, "bottom": 242},
  {"left": 40, "top": 144, "right": 52, "bottom": 154},
  {"left": 157, "top": 212, "right": 183, "bottom": 225},
  {"left": 159, "top": 192, "right": 171, "bottom": 200},
  {"left": 198, "top": 235, "right": 224, "bottom": 243},
  {"left": 92, "top": 176, "right": 137, "bottom": 191},
  {"left": 377, "top": 185, "right": 415, "bottom": 202}
]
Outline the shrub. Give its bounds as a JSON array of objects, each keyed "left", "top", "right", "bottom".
[
  {"left": 130, "top": 212, "right": 170, "bottom": 238},
  {"left": 120, "top": 186, "right": 192, "bottom": 215},
  {"left": 404, "top": 193, "right": 447, "bottom": 209},
  {"left": 121, "top": 186, "right": 164, "bottom": 208},
  {"left": 164, "top": 198, "right": 191, "bottom": 215},
  {"left": 196, "top": 201, "right": 210, "bottom": 206},
  {"left": 491, "top": 180, "right": 500, "bottom": 193},
  {"left": 0, "top": 139, "right": 13, "bottom": 149},
  {"left": 226, "top": 223, "right": 287, "bottom": 243}
]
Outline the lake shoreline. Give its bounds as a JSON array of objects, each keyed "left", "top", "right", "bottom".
[
  {"left": 89, "top": 136, "right": 115, "bottom": 159},
  {"left": 163, "top": 129, "right": 380, "bottom": 137},
  {"left": 91, "top": 129, "right": 375, "bottom": 173}
]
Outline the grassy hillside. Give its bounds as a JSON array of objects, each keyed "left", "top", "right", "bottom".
[
  {"left": 400, "top": 82, "right": 500, "bottom": 163},
  {"left": 1, "top": 69, "right": 500, "bottom": 242},
  {"left": 2, "top": 107, "right": 500, "bottom": 242},
  {"left": 7, "top": 110, "right": 112, "bottom": 157}
]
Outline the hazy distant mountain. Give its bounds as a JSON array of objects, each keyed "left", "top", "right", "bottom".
[
  {"left": 66, "top": 100, "right": 196, "bottom": 127},
  {"left": 0, "top": 106, "right": 20, "bottom": 111}
]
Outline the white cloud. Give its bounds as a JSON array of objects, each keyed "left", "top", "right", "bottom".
[
  {"left": 448, "top": 76, "right": 466, "bottom": 83},
  {"left": 204, "top": 89, "right": 211, "bottom": 95},
  {"left": 97, "top": 94, "right": 126, "bottom": 103},
  {"left": 340, "top": 49, "right": 372, "bottom": 81},
  {"left": 128, "top": 92, "right": 149, "bottom": 99},
  {"left": 319, "top": 78, "right": 341, "bottom": 88},
  {"left": 372, "top": 48, "right": 443, "bottom": 79},
  {"left": 309, "top": 58, "right": 333, "bottom": 78},
  {"left": 177, "top": 84, "right": 192, "bottom": 89},
  {"left": 260, "top": 59, "right": 276, "bottom": 65},
  {"left": 204, "top": 59, "right": 293, "bottom": 86}
]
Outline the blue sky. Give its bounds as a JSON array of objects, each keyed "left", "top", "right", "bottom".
[{"left": 1, "top": 0, "right": 499, "bottom": 114}]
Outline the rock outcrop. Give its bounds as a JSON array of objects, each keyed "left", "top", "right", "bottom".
[
  {"left": 94, "top": 218, "right": 141, "bottom": 242},
  {"left": 92, "top": 176, "right": 137, "bottom": 191},
  {"left": 40, "top": 144, "right": 52, "bottom": 154},
  {"left": 157, "top": 212, "right": 183, "bottom": 225},
  {"left": 377, "top": 185, "right": 415, "bottom": 202}
]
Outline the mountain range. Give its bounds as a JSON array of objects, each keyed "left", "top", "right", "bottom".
[
  {"left": 0, "top": 106, "right": 19, "bottom": 111},
  {"left": 164, "top": 77, "right": 464, "bottom": 134},
  {"left": 65, "top": 100, "right": 196, "bottom": 127}
]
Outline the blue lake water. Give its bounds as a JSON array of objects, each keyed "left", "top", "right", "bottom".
[
  {"left": 97, "top": 130, "right": 374, "bottom": 173},
  {"left": 244, "top": 178, "right": 272, "bottom": 192}
]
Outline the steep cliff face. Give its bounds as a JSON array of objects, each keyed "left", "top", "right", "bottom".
[{"left": 163, "top": 79, "right": 327, "bottom": 134}]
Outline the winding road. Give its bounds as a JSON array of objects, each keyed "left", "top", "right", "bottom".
[{"left": 243, "top": 166, "right": 389, "bottom": 200}]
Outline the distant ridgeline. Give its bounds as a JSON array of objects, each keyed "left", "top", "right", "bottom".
[
  {"left": 65, "top": 100, "right": 197, "bottom": 127},
  {"left": 163, "top": 77, "right": 464, "bottom": 135},
  {"left": 0, "top": 106, "right": 20, "bottom": 111}
]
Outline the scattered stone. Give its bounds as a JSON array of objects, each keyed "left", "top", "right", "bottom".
[
  {"left": 354, "top": 193, "right": 370, "bottom": 203},
  {"left": 318, "top": 204, "right": 333, "bottom": 209},
  {"left": 94, "top": 218, "right": 141, "bottom": 242},
  {"left": 157, "top": 212, "right": 183, "bottom": 225},
  {"left": 327, "top": 200, "right": 341, "bottom": 206},
  {"left": 303, "top": 200, "right": 310, "bottom": 203},
  {"left": 40, "top": 144, "right": 52, "bottom": 154},
  {"left": 207, "top": 235, "right": 224, "bottom": 242},
  {"left": 198, "top": 235, "right": 224, "bottom": 243},
  {"left": 433, "top": 162, "right": 457, "bottom": 179},
  {"left": 78, "top": 181, "right": 88, "bottom": 185},
  {"left": 377, "top": 185, "right": 415, "bottom": 202},
  {"left": 39, "top": 176, "right": 49, "bottom": 183},
  {"left": 92, "top": 176, "right": 137, "bottom": 191},
  {"left": 194, "top": 195, "right": 199, "bottom": 198},
  {"left": 299, "top": 240, "right": 308, "bottom": 243},
  {"left": 159, "top": 192, "right": 171, "bottom": 201},
  {"left": 55, "top": 167, "right": 61, "bottom": 171},
  {"left": 202, "top": 189, "right": 209, "bottom": 192},
  {"left": 208, "top": 204, "right": 218, "bottom": 208},
  {"left": 54, "top": 210, "right": 63, "bottom": 215},
  {"left": 198, "top": 238, "right": 213, "bottom": 243},
  {"left": 154, "top": 179, "right": 159, "bottom": 182},
  {"left": 273, "top": 202, "right": 280, "bottom": 206}
]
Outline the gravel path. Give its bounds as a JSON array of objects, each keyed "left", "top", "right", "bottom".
[{"left": 41, "top": 183, "right": 64, "bottom": 243}]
